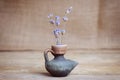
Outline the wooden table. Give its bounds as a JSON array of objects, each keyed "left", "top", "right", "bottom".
[{"left": 0, "top": 50, "right": 120, "bottom": 80}]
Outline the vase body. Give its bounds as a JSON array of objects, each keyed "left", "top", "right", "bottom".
[{"left": 44, "top": 45, "right": 78, "bottom": 77}]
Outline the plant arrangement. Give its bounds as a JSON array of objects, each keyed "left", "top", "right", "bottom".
[
  {"left": 48, "top": 6, "right": 73, "bottom": 45},
  {"left": 44, "top": 7, "right": 78, "bottom": 77}
]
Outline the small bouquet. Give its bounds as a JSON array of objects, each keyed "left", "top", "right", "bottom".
[{"left": 48, "top": 7, "right": 73, "bottom": 45}]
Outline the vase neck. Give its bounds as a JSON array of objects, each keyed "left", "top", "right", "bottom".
[{"left": 54, "top": 54, "right": 65, "bottom": 60}]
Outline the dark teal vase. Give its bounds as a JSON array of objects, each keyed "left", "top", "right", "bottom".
[{"left": 44, "top": 45, "right": 78, "bottom": 77}]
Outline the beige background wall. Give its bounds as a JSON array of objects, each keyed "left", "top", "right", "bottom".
[
  {"left": 0, "top": 0, "right": 120, "bottom": 50},
  {"left": 98, "top": 0, "right": 120, "bottom": 49}
]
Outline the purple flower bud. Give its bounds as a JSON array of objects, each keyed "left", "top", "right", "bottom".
[
  {"left": 56, "top": 29, "right": 61, "bottom": 34},
  {"left": 55, "top": 16, "right": 60, "bottom": 20},
  {"left": 53, "top": 29, "right": 61, "bottom": 38},
  {"left": 63, "top": 16, "right": 68, "bottom": 21},
  {"left": 55, "top": 20, "right": 60, "bottom": 26},
  {"left": 49, "top": 19, "right": 55, "bottom": 24},
  {"left": 66, "top": 6, "right": 73, "bottom": 14}
]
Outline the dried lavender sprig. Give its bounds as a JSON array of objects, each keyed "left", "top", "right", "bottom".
[
  {"left": 53, "top": 29, "right": 61, "bottom": 45},
  {"left": 53, "top": 29, "right": 65, "bottom": 45},
  {"left": 47, "top": 6, "right": 73, "bottom": 45},
  {"left": 65, "top": 6, "right": 73, "bottom": 15}
]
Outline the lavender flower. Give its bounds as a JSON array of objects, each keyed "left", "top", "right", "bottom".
[
  {"left": 55, "top": 16, "right": 60, "bottom": 20},
  {"left": 55, "top": 20, "right": 60, "bottom": 26},
  {"left": 55, "top": 16, "right": 60, "bottom": 26},
  {"left": 53, "top": 29, "right": 63, "bottom": 45},
  {"left": 47, "top": 7, "right": 73, "bottom": 45},
  {"left": 49, "top": 19, "right": 55, "bottom": 24},
  {"left": 66, "top": 6, "right": 73, "bottom": 14},
  {"left": 63, "top": 16, "right": 68, "bottom": 22},
  {"left": 53, "top": 29, "right": 61, "bottom": 37}
]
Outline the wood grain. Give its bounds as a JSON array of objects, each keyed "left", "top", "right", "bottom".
[{"left": 0, "top": 50, "right": 120, "bottom": 74}]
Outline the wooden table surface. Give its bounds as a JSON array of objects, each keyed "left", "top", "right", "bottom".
[{"left": 0, "top": 50, "right": 120, "bottom": 80}]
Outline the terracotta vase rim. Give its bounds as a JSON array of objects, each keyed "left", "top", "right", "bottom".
[
  {"left": 52, "top": 44, "right": 67, "bottom": 47},
  {"left": 51, "top": 44, "right": 67, "bottom": 55}
]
